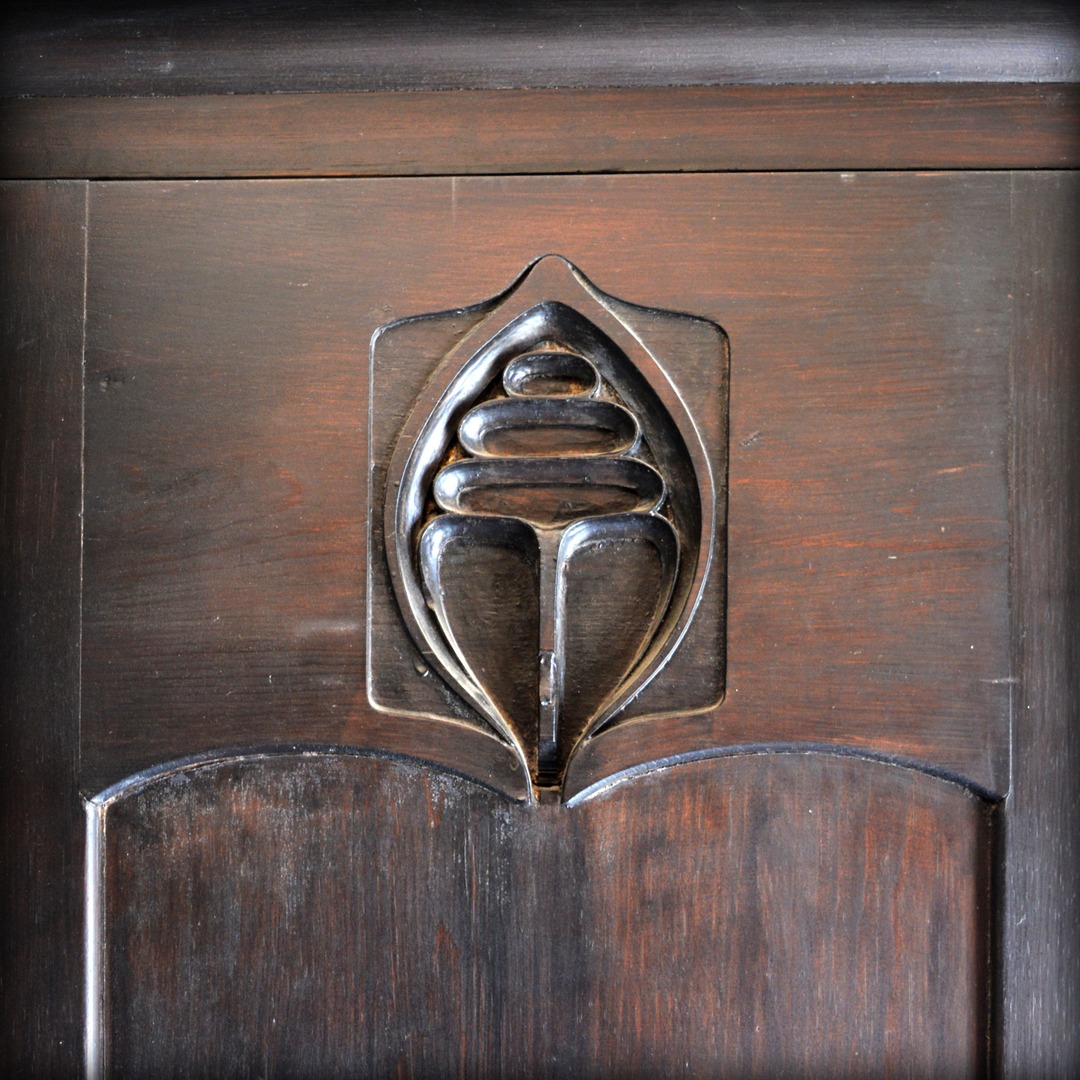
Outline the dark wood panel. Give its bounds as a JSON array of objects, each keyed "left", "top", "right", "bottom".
[
  {"left": 4, "top": 1, "right": 1077, "bottom": 98},
  {"left": 1001, "top": 173, "right": 1080, "bottom": 1073},
  {"left": 3, "top": 84, "right": 1078, "bottom": 181},
  {"left": 81, "top": 173, "right": 1011, "bottom": 796},
  {"left": 0, "top": 181, "right": 87, "bottom": 1073},
  {"left": 95, "top": 751, "right": 993, "bottom": 1078}
]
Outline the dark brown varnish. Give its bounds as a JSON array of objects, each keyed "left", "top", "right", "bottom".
[
  {"left": 3, "top": 85, "right": 1078, "bottom": 181},
  {"left": 97, "top": 751, "right": 992, "bottom": 1078},
  {"left": 5, "top": 1, "right": 1076, "bottom": 97},
  {"left": 0, "top": 181, "right": 87, "bottom": 1075},
  {"left": 4, "top": 8, "right": 1078, "bottom": 1073},
  {"left": 82, "top": 173, "right": 1011, "bottom": 797},
  {"left": 1001, "top": 172, "right": 1080, "bottom": 1073}
]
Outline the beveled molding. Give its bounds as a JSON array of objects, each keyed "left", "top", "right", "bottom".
[
  {"left": 6, "top": 2, "right": 1077, "bottom": 98},
  {"left": 368, "top": 255, "right": 729, "bottom": 799}
]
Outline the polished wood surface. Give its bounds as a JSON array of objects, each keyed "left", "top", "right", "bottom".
[
  {"left": 1001, "top": 172, "right": 1080, "bottom": 1072},
  {"left": 81, "top": 173, "right": 1010, "bottom": 799},
  {"left": 3, "top": 7, "right": 1078, "bottom": 1074},
  {"left": 369, "top": 256, "right": 727, "bottom": 797},
  {"left": 3, "top": 84, "right": 1078, "bottom": 181},
  {"left": 0, "top": 181, "right": 87, "bottom": 1075},
  {"left": 4, "top": 0, "right": 1077, "bottom": 97},
  {"left": 93, "top": 751, "right": 992, "bottom": 1078}
]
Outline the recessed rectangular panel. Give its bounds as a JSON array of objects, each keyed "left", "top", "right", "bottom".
[
  {"left": 368, "top": 255, "right": 728, "bottom": 796},
  {"left": 82, "top": 174, "right": 1010, "bottom": 795},
  {"left": 95, "top": 753, "right": 992, "bottom": 1076}
]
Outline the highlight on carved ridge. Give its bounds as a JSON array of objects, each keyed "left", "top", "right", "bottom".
[{"left": 377, "top": 257, "right": 726, "bottom": 796}]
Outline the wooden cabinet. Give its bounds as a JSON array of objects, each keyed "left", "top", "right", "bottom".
[{"left": 3, "top": 5, "right": 1078, "bottom": 1076}]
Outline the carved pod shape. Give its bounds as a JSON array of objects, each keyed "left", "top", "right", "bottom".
[{"left": 382, "top": 258, "right": 718, "bottom": 794}]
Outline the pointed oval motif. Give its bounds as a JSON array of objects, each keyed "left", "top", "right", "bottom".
[{"left": 381, "top": 257, "right": 719, "bottom": 794}]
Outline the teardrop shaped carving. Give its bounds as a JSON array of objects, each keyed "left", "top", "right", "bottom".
[{"left": 380, "top": 259, "right": 721, "bottom": 795}]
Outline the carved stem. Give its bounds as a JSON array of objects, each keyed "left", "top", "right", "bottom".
[{"left": 536, "top": 527, "right": 562, "bottom": 786}]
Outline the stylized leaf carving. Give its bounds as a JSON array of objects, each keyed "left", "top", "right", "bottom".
[{"left": 381, "top": 258, "right": 719, "bottom": 795}]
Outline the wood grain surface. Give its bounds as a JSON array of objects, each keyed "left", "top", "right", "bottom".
[
  {"left": 3, "top": 84, "right": 1078, "bottom": 181},
  {"left": 0, "top": 181, "right": 87, "bottom": 1074},
  {"left": 81, "top": 172, "right": 1011, "bottom": 797},
  {"left": 3, "top": 9, "right": 1077, "bottom": 1071},
  {"left": 1000, "top": 172, "right": 1080, "bottom": 1075},
  {"left": 93, "top": 750, "right": 993, "bottom": 1078}
]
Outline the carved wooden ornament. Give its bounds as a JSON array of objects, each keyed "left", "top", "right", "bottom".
[{"left": 369, "top": 256, "right": 728, "bottom": 798}]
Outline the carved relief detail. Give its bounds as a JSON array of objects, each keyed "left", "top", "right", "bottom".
[
  {"left": 374, "top": 257, "right": 727, "bottom": 796},
  {"left": 399, "top": 307, "right": 694, "bottom": 788}
]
